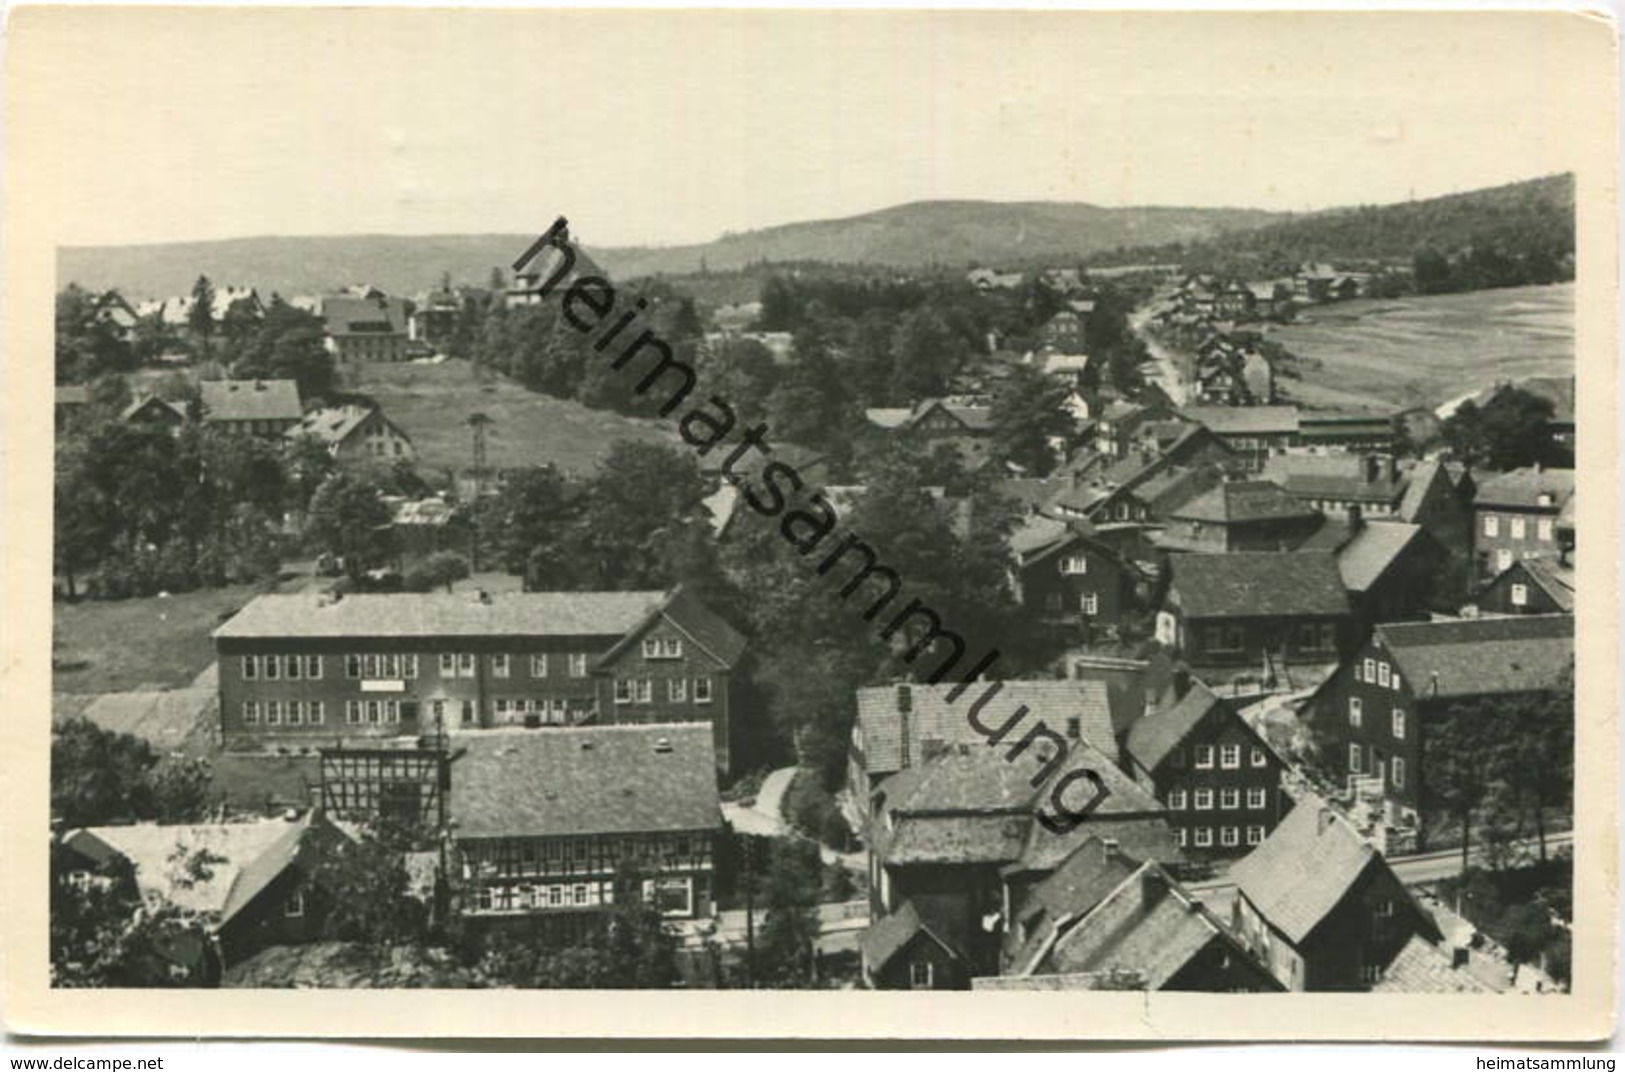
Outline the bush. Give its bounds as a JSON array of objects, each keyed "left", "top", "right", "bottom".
[{"left": 783, "top": 769, "right": 854, "bottom": 852}]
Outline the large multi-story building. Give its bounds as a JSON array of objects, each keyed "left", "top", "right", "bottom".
[
  {"left": 213, "top": 586, "right": 746, "bottom": 771},
  {"left": 449, "top": 724, "right": 722, "bottom": 923}
]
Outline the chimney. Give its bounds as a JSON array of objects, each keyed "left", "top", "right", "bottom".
[
  {"left": 1101, "top": 837, "right": 1123, "bottom": 862},
  {"left": 1364, "top": 455, "right": 1380, "bottom": 483},
  {"left": 896, "top": 683, "right": 912, "bottom": 713},
  {"left": 1347, "top": 503, "right": 1363, "bottom": 531},
  {"left": 1172, "top": 668, "right": 1192, "bottom": 701},
  {"left": 1141, "top": 867, "right": 1170, "bottom": 907},
  {"left": 1318, "top": 806, "right": 1338, "bottom": 836},
  {"left": 1384, "top": 455, "right": 1397, "bottom": 484}
]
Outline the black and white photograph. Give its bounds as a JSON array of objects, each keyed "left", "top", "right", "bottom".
[{"left": 2, "top": 4, "right": 1616, "bottom": 1042}]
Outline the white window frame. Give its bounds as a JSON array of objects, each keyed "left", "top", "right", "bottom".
[
  {"left": 1194, "top": 788, "right": 1214, "bottom": 811},
  {"left": 242, "top": 655, "right": 259, "bottom": 680},
  {"left": 668, "top": 678, "right": 689, "bottom": 703},
  {"left": 1483, "top": 515, "right": 1499, "bottom": 538},
  {"left": 1246, "top": 825, "right": 1266, "bottom": 846},
  {"left": 1251, "top": 747, "right": 1268, "bottom": 768},
  {"left": 1497, "top": 548, "right": 1514, "bottom": 571},
  {"left": 1349, "top": 743, "right": 1363, "bottom": 774},
  {"left": 1059, "top": 555, "right": 1089, "bottom": 576},
  {"left": 285, "top": 655, "right": 302, "bottom": 681},
  {"left": 1220, "top": 744, "right": 1241, "bottom": 769},
  {"left": 243, "top": 701, "right": 260, "bottom": 725},
  {"left": 1080, "top": 592, "right": 1099, "bottom": 615},
  {"left": 910, "top": 961, "right": 934, "bottom": 989},
  {"left": 634, "top": 679, "right": 653, "bottom": 704},
  {"left": 1167, "top": 789, "right": 1187, "bottom": 810},
  {"left": 569, "top": 653, "right": 588, "bottom": 678},
  {"left": 306, "top": 654, "right": 322, "bottom": 680},
  {"left": 285, "top": 888, "right": 306, "bottom": 918},
  {"left": 1349, "top": 697, "right": 1363, "bottom": 727},
  {"left": 1194, "top": 745, "right": 1215, "bottom": 769},
  {"left": 310, "top": 701, "right": 324, "bottom": 725},
  {"left": 694, "top": 677, "right": 714, "bottom": 704},
  {"left": 1392, "top": 709, "right": 1406, "bottom": 740},
  {"left": 1511, "top": 583, "right": 1529, "bottom": 607},
  {"left": 1221, "top": 826, "right": 1240, "bottom": 847},
  {"left": 1194, "top": 827, "right": 1213, "bottom": 848},
  {"left": 266, "top": 700, "right": 282, "bottom": 726},
  {"left": 492, "top": 653, "right": 511, "bottom": 679},
  {"left": 1362, "top": 658, "right": 1376, "bottom": 682},
  {"left": 439, "top": 653, "right": 456, "bottom": 677},
  {"left": 1220, "top": 788, "right": 1240, "bottom": 810},
  {"left": 264, "top": 656, "right": 281, "bottom": 681},
  {"left": 1175, "top": 827, "right": 1189, "bottom": 848},
  {"left": 1510, "top": 517, "right": 1526, "bottom": 540},
  {"left": 1392, "top": 757, "right": 1406, "bottom": 789},
  {"left": 1537, "top": 518, "right": 1554, "bottom": 542},
  {"left": 1377, "top": 662, "right": 1390, "bottom": 687},
  {"left": 531, "top": 654, "right": 549, "bottom": 677},
  {"left": 642, "top": 637, "right": 683, "bottom": 659},
  {"left": 458, "top": 653, "right": 476, "bottom": 678},
  {"left": 614, "top": 678, "right": 634, "bottom": 705},
  {"left": 1247, "top": 787, "right": 1267, "bottom": 810},
  {"left": 346, "top": 700, "right": 362, "bottom": 725}
]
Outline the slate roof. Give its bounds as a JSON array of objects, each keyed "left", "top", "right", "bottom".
[
  {"left": 64, "top": 816, "right": 320, "bottom": 924},
  {"left": 1172, "top": 479, "right": 1318, "bottom": 525},
  {"left": 121, "top": 396, "right": 189, "bottom": 423},
  {"left": 215, "top": 590, "right": 667, "bottom": 640},
  {"left": 1336, "top": 521, "right": 1427, "bottom": 593},
  {"left": 448, "top": 724, "right": 721, "bottom": 840},
  {"left": 291, "top": 404, "right": 405, "bottom": 449},
  {"left": 1473, "top": 467, "right": 1575, "bottom": 511},
  {"left": 1168, "top": 552, "right": 1350, "bottom": 620},
  {"left": 200, "top": 379, "right": 302, "bottom": 423},
  {"left": 1126, "top": 682, "right": 1234, "bottom": 774},
  {"left": 597, "top": 585, "right": 748, "bottom": 668},
  {"left": 1511, "top": 557, "right": 1577, "bottom": 611},
  {"left": 856, "top": 680, "right": 1117, "bottom": 777},
  {"left": 1179, "top": 405, "right": 1300, "bottom": 436},
  {"left": 1375, "top": 614, "right": 1573, "bottom": 699},
  {"left": 1134, "top": 465, "right": 1222, "bottom": 518},
  {"left": 1262, "top": 454, "right": 1407, "bottom": 504},
  {"left": 1371, "top": 935, "right": 1494, "bottom": 993},
  {"left": 1227, "top": 801, "right": 1385, "bottom": 944},
  {"left": 1006, "top": 838, "right": 1140, "bottom": 974}
]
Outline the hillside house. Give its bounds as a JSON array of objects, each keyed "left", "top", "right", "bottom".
[
  {"left": 1472, "top": 466, "right": 1575, "bottom": 584},
  {"left": 1122, "top": 682, "right": 1288, "bottom": 857},
  {"left": 1007, "top": 516, "right": 1144, "bottom": 636},
  {"left": 1475, "top": 556, "right": 1574, "bottom": 616},
  {"left": 1304, "top": 614, "right": 1573, "bottom": 817},
  {"left": 289, "top": 404, "right": 416, "bottom": 466},
  {"left": 321, "top": 294, "right": 409, "bottom": 363},
  {"left": 200, "top": 379, "right": 303, "bottom": 438},
  {"left": 1229, "top": 802, "right": 1437, "bottom": 990},
  {"left": 1155, "top": 551, "right": 1354, "bottom": 685},
  {"left": 1154, "top": 479, "right": 1323, "bottom": 553},
  {"left": 450, "top": 724, "right": 721, "bottom": 924},
  {"left": 1298, "top": 514, "right": 1450, "bottom": 624}
]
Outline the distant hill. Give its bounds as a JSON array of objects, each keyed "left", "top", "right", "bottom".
[
  {"left": 1091, "top": 173, "right": 1576, "bottom": 275},
  {"left": 58, "top": 202, "right": 1284, "bottom": 299}
]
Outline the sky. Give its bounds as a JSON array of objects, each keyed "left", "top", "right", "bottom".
[{"left": 9, "top": 8, "right": 1598, "bottom": 249}]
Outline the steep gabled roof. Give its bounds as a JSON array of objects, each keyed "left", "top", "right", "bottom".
[
  {"left": 1168, "top": 551, "right": 1350, "bottom": 620},
  {"left": 1473, "top": 467, "right": 1575, "bottom": 510},
  {"left": 1376, "top": 614, "right": 1573, "bottom": 699},
  {"left": 290, "top": 404, "right": 406, "bottom": 449},
  {"left": 1125, "top": 682, "right": 1234, "bottom": 774},
  {"left": 1227, "top": 801, "right": 1386, "bottom": 945},
  {"left": 1509, "top": 556, "right": 1577, "bottom": 611},
  {"left": 1336, "top": 521, "right": 1428, "bottom": 593},
  {"left": 1371, "top": 935, "right": 1494, "bottom": 993},
  {"left": 449, "top": 724, "right": 721, "bottom": 840},
  {"left": 858, "top": 900, "right": 965, "bottom": 972}
]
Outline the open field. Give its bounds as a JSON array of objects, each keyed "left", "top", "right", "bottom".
[
  {"left": 1268, "top": 282, "right": 1573, "bottom": 412},
  {"left": 54, "top": 583, "right": 269, "bottom": 695},
  {"left": 346, "top": 358, "right": 681, "bottom": 479}
]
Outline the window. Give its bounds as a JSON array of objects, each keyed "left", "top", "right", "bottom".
[
  {"left": 1374, "top": 899, "right": 1395, "bottom": 918},
  {"left": 1510, "top": 517, "right": 1526, "bottom": 540},
  {"left": 1221, "top": 826, "right": 1240, "bottom": 847},
  {"left": 1392, "top": 672, "right": 1402, "bottom": 692},
  {"left": 1220, "top": 744, "right": 1241, "bottom": 769},
  {"left": 310, "top": 701, "right": 325, "bottom": 725},
  {"left": 458, "top": 653, "right": 476, "bottom": 678},
  {"left": 346, "top": 701, "right": 362, "bottom": 725},
  {"left": 910, "top": 961, "right": 934, "bottom": 989},
  {"left": 569, "top": 653, "right": 588, "bottom": 678},
  {"left": 531, "top": 654, "right": 549, "bottom": 677},
  {"left": 284, "top": 888, "right": 306, "bottom": 918},
  {"left": 1194, "top": 789, "right": 1214, "bottom": 810},
  {"left": 285, "top": 655, "right": 302, "bottom": 681},
  {"left": 366, "top": 700, "right": 382, "bottom": 724},
  {"left": 1251, "top": 747, "right": 1268, "bottom": 768},
  {"left": 668, "top": 678, "right": 689, "bottom": 703},
  {"left": 382, "top": 654, "right": 402, "bottom": 679},
  {"left": 1362, "top": 658, "right": 1376, "bottom": 682},
  {"left": 266, "top": 701, "right": 282, "bottom": 726},
  {"left": 694, "top": 677, "right": 714, "bottom": 704},
  {"left": 1080, "top": 592, "right": 1099, "bottom": 615},
  {"left": 1392, "top": 757, "right": 1406, "bottom": 789},
  {"left": 1059, "top": 555, "right": 1088, "bottom": 575},
  {"left": 1320, "top": 623, "right": 1338, "bottom": 653},
  {"left": 1220, "top": 788, "right": 1240, "bottom": 810},
  {"left": 1377, "top": 662, "right": 1390, "bottom": 687},
  {"left": 1538, "top": 518, "right": 1554, "bottom": 542},
  {"left": 1392, "top": 709, "right": 1406, "bottom": 740},
  {"left": 286, "top": 701, "right": 304, "bottom": 726},
  {"left": 306, "top": 655, "right": 322, "bottom": 679},
  {"left": 1349, "top": 743, "right": 1363, "bottom": 774},
  {"left": 492, "top": 654, "right": 511, "bottom": 679},
  {"left": 403, "top": 654, "right": 418, "bottom": 679},
  {"left": 242, "top": 655, "right": 259, "bottom": 680},
  {"left": 264, "top": 656, "right": 280, "bottom": 681},
  {"left": 1483, "top": 515, "right": 1500, "bottom": 538},
  {"left": 461, "top": 700, "right": 476, "bottom": 726},
  {"left": 1349, "top": 697, "right": 1363, "bottom": 727},
  {"left": 1246, "top": 825, "right": 1265, "bottom": 846},
  {"left": 1194, "top": 745, "right": 1214, "bottom": 769},
  {"left": 1496, "top": 549, "right": 1514, "bottom": 572},
  {"left": 243, "top": 701, "right": 260, "bottom": 725},
  {"left": 1194, "top": 827, "right": 1213, "bottom": 847},
  {"left": 1511, "top": 583, "right": 1529, "bottom": 607},
  {"left": 439, "top": 653, "right": 456, "bottom": 677},
  {"left": 642, "top": 637, "right": 683, "bottom": 659},
  {"left": 1247, "top": 787, "right": 1267, "bottom": 810},
  {"left": 615, "top": 679, "right": 634, "bottom": 704},
  {"left": 1175, "top": 828, "right": 1189, "bottom": 848},
  {"left": 634, "top": 679, "right": 653, "bottom": 704},
  {"left": 1168, "top": 789, "right": 1188, "bottom": 810}
]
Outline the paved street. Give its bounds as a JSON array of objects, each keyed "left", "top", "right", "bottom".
[{"left": 1129, "top": 304, "right": 1189, "bottom": 404}]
